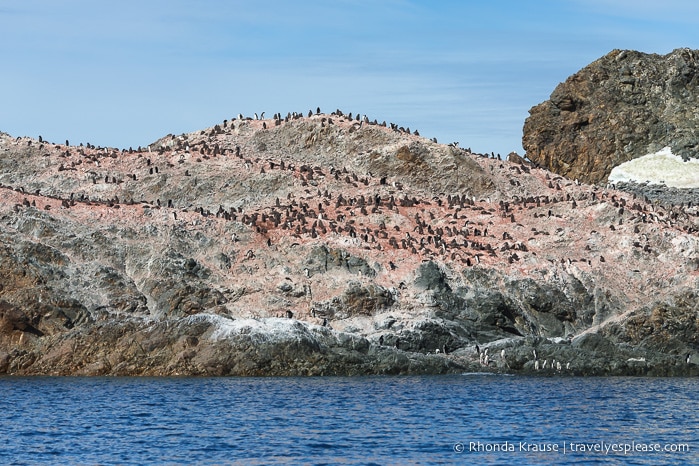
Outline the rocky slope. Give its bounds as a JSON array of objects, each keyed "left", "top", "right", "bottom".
[
  {"left": 0, "top": 110, "right": 698, "bottom": 376},
  {"left": 523, "top": 48, "right": 699, "bottom": 185}
]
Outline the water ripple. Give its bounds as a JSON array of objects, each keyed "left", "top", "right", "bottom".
[{"left": 0, "top": 375, "right": 696, "bottom": 464}]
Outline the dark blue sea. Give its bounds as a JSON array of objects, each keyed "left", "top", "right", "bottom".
[{"left": 0, "top": 375, "right": 696, "bottom": 465}]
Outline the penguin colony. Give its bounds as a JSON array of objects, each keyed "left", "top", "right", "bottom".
[
  {"left": 3, "top": 109, "right": 697, "bottom": 279},
  {"left": 4, "top": 110, "right": 696, "bottom": 271}
]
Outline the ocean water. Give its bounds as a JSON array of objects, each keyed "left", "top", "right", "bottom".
[{"left": 1, "top": 375, "right": 696, "bottom": 465}]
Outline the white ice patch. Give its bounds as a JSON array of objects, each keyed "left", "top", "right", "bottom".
[{"left": 608, "top": 147, "right": 699, "bottom": 188}]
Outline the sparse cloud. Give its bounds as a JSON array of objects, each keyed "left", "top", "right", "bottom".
[{"left": 1, "top": 1, "right": 699, "bottom": 155}]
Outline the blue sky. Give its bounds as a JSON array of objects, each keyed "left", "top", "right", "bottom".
[{"left": 2, "top": 1, "right": 699, "bottom": 156}]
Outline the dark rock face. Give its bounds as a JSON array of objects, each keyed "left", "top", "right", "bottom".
[
  {"left": 304, "top": 246, "right": 376, "bottom": 278},
  {"left": 311, "top": 282, "right": 394, "bottom": 320},
  {"left": 523, "top": 48, "right": 699, "bottom": 184},
  {"left": 610, "top": 181, "right": 699, "bottom": 209}
]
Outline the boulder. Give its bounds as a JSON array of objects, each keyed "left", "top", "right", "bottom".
[{"left": 523, "top": 48, "right": 699, "bottom": 184}]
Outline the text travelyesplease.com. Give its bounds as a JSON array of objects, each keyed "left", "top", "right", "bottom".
[{"left": 453, "top": 440, "right": 690, "bottom": 455}]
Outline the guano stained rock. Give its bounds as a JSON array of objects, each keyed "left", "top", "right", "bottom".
[{"left": 0, "top": 109, "right": 697, "bottom": 376}]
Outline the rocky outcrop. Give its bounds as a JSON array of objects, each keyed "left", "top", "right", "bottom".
[
  {"left": 523, "top": 48, "right": 699, "bottom": 184},
  {"left": 0, "top": 110, "right": 697, "bottom": 376}
]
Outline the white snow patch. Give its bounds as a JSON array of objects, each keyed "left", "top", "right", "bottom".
[{"left": 608, "top": 147, "right": 699, "bottom": 188}]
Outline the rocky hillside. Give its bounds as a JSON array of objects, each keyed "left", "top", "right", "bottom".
[
  {"left": 0, "top": 110, "right": 698, "bottom": 376},
  {"left": 523, "top": 48, "right": 699, "bottom": 184}
]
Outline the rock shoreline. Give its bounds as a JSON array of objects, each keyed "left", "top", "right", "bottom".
[{"left": 5, "top": 313, "right": 698, "bottom": 377}]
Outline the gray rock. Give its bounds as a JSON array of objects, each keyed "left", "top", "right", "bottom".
[{"left": 303, "top": 245, "right": 376, "bottom": 277}]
